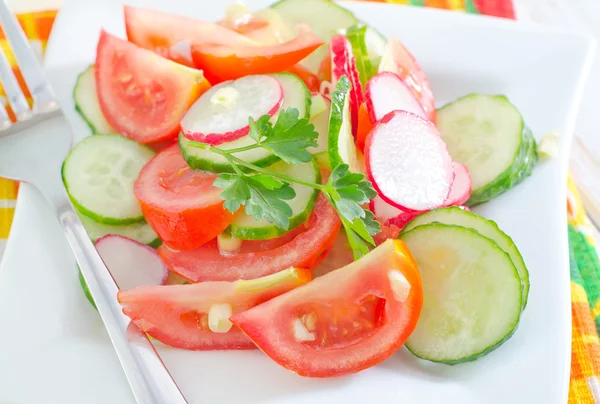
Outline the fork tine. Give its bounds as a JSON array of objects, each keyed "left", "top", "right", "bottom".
[
  {"left": 0, "top": 45, "right": 31, "bottom": 121},
  {"left": 0, "top": 1, "right": 57, "bottom": 113}
]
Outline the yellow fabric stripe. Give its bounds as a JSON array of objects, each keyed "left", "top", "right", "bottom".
[
  {"left": 0, "top": 208, "right": 15, "bottom": 239},
  {"left": 583, "top": 334, "right": 600, "bottom": 345},
  {"left": 19, "top": 14, "right": 39, "bottom": 40},
  {"left": 573, "top": 283, "right": 590, "bottom": 304},
  {"left": 570, "top": 379, "right": 594, "bottom": 403},
  {"left": 447, "top": 0, "right": 465, "bottom": 10},
  {"left": 0, "top": 40, "right": 16, "bottom": 67}
]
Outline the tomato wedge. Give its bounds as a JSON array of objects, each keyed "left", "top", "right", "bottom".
[
  {"left": 220, "top": 8, "right": 294, "bottom": 46},
  {"left": 231, "top": 239, "right": 423, "bottom": 377},
  {"left": 378, "top": 36, "right": 436, "bottom": 124},
  {"left": 124, "top": 6, "right": 258, "bottom": 68},
  {"left": 95, "top": 31, "right": 209, "bottom": 144},
  {"left": 286, "top": 64, "right": 321, "bottom": 93},
  {"left": 191, "top": 24, "right": 323, "bottom": 82},
  {"left": 355, "top": 102, "right": 374, "bottom": 152},
  {"left": 119, "top": 267, "right": 312, "bottom": 350},
  {"left": 134, "top": 145, "right": 236, "bottom": 250},
  {"left": 158, "top": 194, "right": 341, "bottom": 282}
]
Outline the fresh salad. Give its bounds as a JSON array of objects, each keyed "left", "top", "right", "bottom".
[{"left": 66, "top": 0, "right": 538, "bottom": 378}]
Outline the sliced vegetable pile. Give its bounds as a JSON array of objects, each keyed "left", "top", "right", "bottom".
[{"left": 69, "top": 0, "right": 538, "bottom": 378}]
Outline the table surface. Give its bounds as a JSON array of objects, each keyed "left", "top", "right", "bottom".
[{"left": 8, "top": 0, "right": 600, "bottom": 220}]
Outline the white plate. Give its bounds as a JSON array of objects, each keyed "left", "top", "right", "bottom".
[{"left": 0, "top": 1, "right": 594, "bottom": 403}]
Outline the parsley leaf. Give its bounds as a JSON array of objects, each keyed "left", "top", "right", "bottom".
[
  {"left": 210, "top": 109, "right": 383, "bottom": 260},
  {"left": 248, "top": 115, "right": 272, "bottom": 144},
  {"left": 214, "top": 173, "right": 296, "bottom": 229},
  {"left": 213, "top": 174, "right": 250, "bottom": 213},
  {"left": 325, "top": 164, "right": 381, "bottom": 259},
  {"left": 260, "top": 108, "right": 319, "bottom": 165},
  {"left": 343, "top": 223, "right": 372, "bottom": 260}
]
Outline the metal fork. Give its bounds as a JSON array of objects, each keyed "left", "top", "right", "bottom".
[{"left": 0, "top": 3, "right": 187, "bottom": 404}]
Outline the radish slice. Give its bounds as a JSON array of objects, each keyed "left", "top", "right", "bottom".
[
  {"left": 365, "top": 71, "right": 426, "bottom": 123},
  {"left": 330, "top": 34, "right": 364, "bottom": 137},
  {"left": 95, "top": 235, "right": 168, "bottom": 290},
  {"left": 181, "top": 75, "right": 283, "bottom": 145},
  {"left": 386, "top": 210, "right": 422, "bottom": 229},
  {"left": 443, "top": 162, "right": 472, "bottom": 207},
  {"left": 370, "top": 195, "right": 421, "bottom": 229},
  {"left": 370, "top": 195, "right": 403, "bottom": 222},
  {"left": 365, "top": 110, "right": 453, "bottom": 212}
]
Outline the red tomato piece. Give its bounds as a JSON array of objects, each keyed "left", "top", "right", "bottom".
[
  {"left": 95, "top": 31, "right": 210, "bottom": 144},
  {"left": 372, "top": 216, "right": 402, "bottom": 246},
  {"left": 231, "top": 239, "right": 423, "bottom": 377},
  {"left": 378, "top": 37, "right": 436, "bottom": 124},
  {"left": 191, "top": 25, "right": 323, "bottom": 82},
  {"left": 330, "top": 34, "right": 364, "bottom": 138},
  {"left": 286, "top": 64, "right": 321, "bottom": 93},
  {"left": 355, "top": 103, "right": 374, "bottom": 152},
  {"left": 119, "top": 267, "right": 313, "bottom": 350},
  {"left": 158, "top": 194, "right": 342, "bottom": 282},
  {"left": 134, "top": 145, "right": 237, "bottom": 250},
  {"left": 124, "top": 6, "right": 258, "bottom": 68}
]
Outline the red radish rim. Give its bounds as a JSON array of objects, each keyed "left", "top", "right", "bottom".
[
  {"left": 385, "top": 210, "right": 422, "bottom": 230},
  {"left": 365, "top": 110, "right": 453, "bottom": 213},
  {"left": 330, "top": 34, "right": 364, "bottom": 138},
  {"left": 365, "top": 71, "right": 427, "bottom": 124},
  {"left": 443, "top": 162, "right": 472, "bottom": 207},
  {"left": 181, "top": 75, "right": 283, "bottom": 145},
  {"left": 95, "top": 235, "right": 169, "bottom": 288}
]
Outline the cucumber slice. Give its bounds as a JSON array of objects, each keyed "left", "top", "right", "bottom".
[
  {"left": 328, "top": 76, "right": 362, "bottom": 173},
  {"left": 73, "top": 65, "right": 116, "bottom": 134},
  {"left": 78, "top": 269, "right": 96, "bottom": 309},
  {"left": 180, "top": 132, "right": 279, "bottom": 173},
  {"left": 437, "top": 94, "right": 538, "bottom": 206},
  {"left": 402, "top": 207, "right": 529, "bottom": 309},
  {"left": 227, "top": 160, "right": 321, "bottom": 240},
  {"left": 364, "top": 26, "right": 387, "bottom": 60},
  {"left": 400, "top": 224, "right": 522, "bottom": 364},
  {"left": 269, "top": 72, "right": 312, "bottom": 119},
  {"left": 271, "top": 0, "right": 359, "bottom": 73},
  {"left": 309, "top": 94, "right": 330, "bottom": 156},
  {"left": 345, "top": 24, "right": 380, "bottom": 87},
  {"left": 310, "top": 93, "right": 328, "bottom": 119},
  {"left": 181, "top": 72, "right": 310, "bottom": 173},
  {"left": 62, "top": 134, "right": 155, "bottom": 225},
  {"left": 78, "top": 213, "right": 161, "bottom": 248}
]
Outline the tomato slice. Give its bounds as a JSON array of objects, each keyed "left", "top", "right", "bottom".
[
  {"left": 124, "top": 6, "right": 258, "bottom": 68},
  {"left": 191, "top": 25, "right": 323, "bottom": 83},
  {"left": 220, "top": 8, "right": 294, "bottom": 45},
  {"left": 158, "top": 194, "right": 342, "bottom": 282},
  {"left": 355, "top": 102, "right": 374, "bottom": 152},
  {"left": 95, "top": 31, "right": 210, "bottom": 144},
  {"left": 119, "top": 267, "right": 313, "bottom": 350},
  {"left": 134, "top": 145, "right": 236, "bottom": 250},
  {"left": 378, "top": 37, "right": 436, "bottom": 124},
  {"left": 231, "top": 239, "right": 423, "bottom": 377},
  {"left": 286, "top": 64, "right": 321, "bottom": 93}
]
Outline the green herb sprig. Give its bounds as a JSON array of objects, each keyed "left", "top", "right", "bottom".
[{"left": 189, "top": 107, "right": 381, "bottom": 259}]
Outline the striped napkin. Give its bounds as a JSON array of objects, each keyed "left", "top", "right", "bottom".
[{"left": 1, "top": 3, "right": 598, "bottom": 402}]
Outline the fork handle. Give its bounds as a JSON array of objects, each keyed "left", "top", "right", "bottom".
[{"left": 55, "top": 197, "right": 187, "bottom": 404}]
